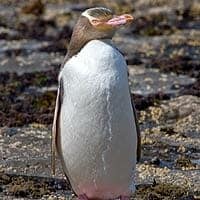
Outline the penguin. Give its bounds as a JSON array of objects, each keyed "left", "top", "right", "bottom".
[{"left": 52, "top": 7, "right": 141, "bottom": 200}]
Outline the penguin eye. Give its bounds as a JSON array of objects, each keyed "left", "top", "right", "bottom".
[{"left": 91, "top": 19, "right": 101, "bottom": 26}]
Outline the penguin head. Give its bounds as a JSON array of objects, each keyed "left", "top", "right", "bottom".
[
  {"left": 66, "top": 7, "right": 133, "bottom": 60},
  {"left": 81, "top": 7, "right": 134, "bottom": 38}
]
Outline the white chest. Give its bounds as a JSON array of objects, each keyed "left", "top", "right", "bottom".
[{"left": 58, "top": 39, "right": 137, "bottom": 199}]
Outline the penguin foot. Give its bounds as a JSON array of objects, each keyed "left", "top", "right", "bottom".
[
  {"left": 78, "top": 194, "right": 89, "bottom": 200},
  {"left": 120, "top": 196, "right": 130, "bottom": 200}
]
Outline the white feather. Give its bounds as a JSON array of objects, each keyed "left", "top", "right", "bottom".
[{"left": 58, "top": 39, "right": 137, "bottom": 199}]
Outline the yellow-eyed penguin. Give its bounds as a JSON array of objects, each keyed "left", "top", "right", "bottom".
[{"left": 52, "top": 7, "right": 141, "bottom": 200}]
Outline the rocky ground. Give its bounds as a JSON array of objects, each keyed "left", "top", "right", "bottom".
[{"left": 0, "top": 0, "right": 199, "bottom": 199}]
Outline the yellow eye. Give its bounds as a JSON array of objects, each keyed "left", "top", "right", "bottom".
[{"left": 91, "top": 19, "right": 100, "bottom": 25}]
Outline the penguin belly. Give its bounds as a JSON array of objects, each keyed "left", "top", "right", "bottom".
[{"left": 58, "top": 40, "right": 137, "bottom": 199}]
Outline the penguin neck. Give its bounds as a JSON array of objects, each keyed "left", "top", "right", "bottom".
[
  {"left": 67, "top": 38, "right": 113, "bottom": 59},
  {"left": 61, "top": 38, "right": 113, "bottom": 68}
]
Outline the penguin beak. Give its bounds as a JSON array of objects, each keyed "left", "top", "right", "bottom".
[{"left": 106, "top": 14, "right": 134, "bottom": 26}]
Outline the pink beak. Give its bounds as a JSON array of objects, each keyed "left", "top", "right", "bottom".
[{"left": 106, "top": 14, "right": 134, "bottom": 26}]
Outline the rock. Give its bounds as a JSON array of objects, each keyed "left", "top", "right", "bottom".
[
  {"left": 20, "top": 0, "right": 44, "bottom": 15},
  {"left": 129, "top": 65, "right": 196, "bottom": 96},
  {"left": 150, "top": 157, "right": 161, "bottom": 166},
  {"left": 0, "top": 52, "right": 63, "bottom": 75}
]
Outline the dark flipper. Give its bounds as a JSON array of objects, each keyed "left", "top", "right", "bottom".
[
  {"left": 131, "top": 98, "right": 141, "bottom": 162},
  {"left": 128, "top": 71, "right": 141, "bottom": 162}
]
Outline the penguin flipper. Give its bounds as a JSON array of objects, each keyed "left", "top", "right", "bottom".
[
  {"left": 51, "top": 77, "right": 74, "bottom": 192},
  {"left": 51, "top": 78, "right": 63, "bottom": 175},
  {"left": 128, "top": 71, "right": 141, "bottom": 162},
  {"left": 131, "top": 99, "right": 141, "bottom": 162}
]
